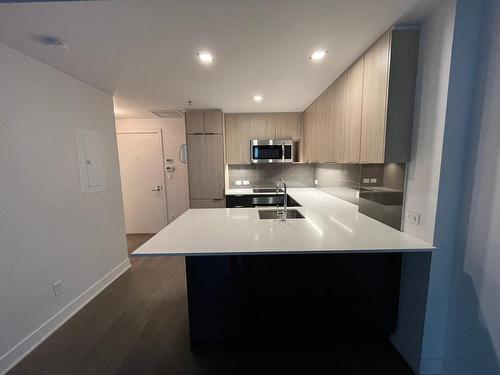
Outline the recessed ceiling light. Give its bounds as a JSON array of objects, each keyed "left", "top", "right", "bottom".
[
  {"left": 310, "top": 50, "right": 327, "bottom": 61},
  {"left": 197, "top": 52, "right": 214, "bottom": 63},
  {"left": 254, "top": 95, "right": 263, "bottom": 102}
]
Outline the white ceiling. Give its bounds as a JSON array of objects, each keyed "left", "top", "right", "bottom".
[{"left": 0, "top": 0, "right": 443, "bottom": 118}]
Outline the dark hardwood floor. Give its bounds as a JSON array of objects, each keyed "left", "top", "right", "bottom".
[{"left": 10, "top": 234, "right": 415, "bottom": 375}]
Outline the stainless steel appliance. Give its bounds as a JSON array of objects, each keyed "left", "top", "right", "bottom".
[
  {"left": 250, "top": 139, "right": 293, "bottom": 163},
  {"left": 252, "top": 188, "right": 284, "bottom": 193}
]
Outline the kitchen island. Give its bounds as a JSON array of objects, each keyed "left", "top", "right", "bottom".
[{"left": 132, "top": 188, "right": 434, "bottom": 346}]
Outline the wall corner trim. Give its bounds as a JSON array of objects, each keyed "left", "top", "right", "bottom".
[
  {"left": 419, "top": 356, "right": 443, "bottom": 375},
  {"left": 0, "top": 258, "right": 131, "bottom": 375}
]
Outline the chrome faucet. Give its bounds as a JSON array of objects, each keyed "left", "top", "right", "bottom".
[{"left": 276, "top": 178, "right": 287, "bottom": 221}]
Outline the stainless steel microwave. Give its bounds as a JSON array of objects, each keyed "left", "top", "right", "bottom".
[{"left": 250, "top": 139, "right": 294, "bottom": 163}]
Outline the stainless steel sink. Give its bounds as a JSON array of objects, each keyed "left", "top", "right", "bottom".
[
  {"left": 258, "top": 209, "right": 305, "bottom": 220},
  {"left": 253, "top": 188, "right": 284, "bottom": 193}
]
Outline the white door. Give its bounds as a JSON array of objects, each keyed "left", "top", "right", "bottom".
[{"left": 117, "top": 131, "right": 167, "bottom": 233}]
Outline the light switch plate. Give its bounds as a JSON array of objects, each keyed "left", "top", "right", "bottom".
[
  {"left": 235, "top": 180, "right": 242, "bottom": 186},
  {"left": 314, "top": 179, "right": 319, "bottom": 185},
  {"left": 242, "top": 180, "right": 250, "bottom": 185},
  {"left": 370, "top": 178, "right": 377, "bottom": 183},
  {"left": 406, "top": 211, "right": 421, "bottom": 225},
  {"left": 363, "top": 178, "right": 370, "bottom": 183}
]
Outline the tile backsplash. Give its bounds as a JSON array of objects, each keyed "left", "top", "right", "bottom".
[
  {"left": 228, "top": 164, "right": 315, "bottom": 188},
  {"left": 314, "top": 163, "right": 406, "bottom": 230},
  {"left": 228, "top": 162, "right": 406, "bottom": 231},
  {"left": 359, "top": 163, "right": 406, "bottom": 230},
  {"left": 315, "top": 164, "right": 361, "bottom": 205}
]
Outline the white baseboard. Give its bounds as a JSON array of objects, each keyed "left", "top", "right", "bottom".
[
  {"left": 0, "top": 258, "right": 131, "bottom": 375},
  {"left": 419, "top": 356, "right": 443, "bottom": 374}
]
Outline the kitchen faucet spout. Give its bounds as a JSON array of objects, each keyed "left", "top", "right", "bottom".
[{"left": 276, "top": 178, "right": 287, "bottom": 221}]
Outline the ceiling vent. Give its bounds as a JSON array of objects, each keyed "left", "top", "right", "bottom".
[{"left": 149, "top": 110, "right": 185, "bottom": 119}]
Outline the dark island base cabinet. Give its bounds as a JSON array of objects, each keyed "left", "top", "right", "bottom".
[{"left": 185, "top": 253, "right": 402, "bottom": 347}]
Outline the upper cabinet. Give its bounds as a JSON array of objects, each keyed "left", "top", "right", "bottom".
[
  {"left": 304, "top": 74, "right": 346, "bottom": 164},
  {"left": 225, "top": 112, "right": 301, "bottom": 164},
  {"left": 360, "top": 32, "right": 391, "bottom": 163},
  {"left": 344, "top": 57, "right": 364, "bottom": 163},
  {"left": 329, "top": 73, "right": 347, "bottom": 163},
  {"left": 185, "top": 111, "right": 205, "bottom": 134},
  {"left": 302, "top": 28, "right": 419, "bottom": 164},
  {"left": 302, "top": 102, "right": 317, "bottom": 163},
  {"left": 225, "top": 114, "right": 251, "bottom": 164},
  {"left": 275, "top": 113, "right": 302, "bottom": 140},
  {"left": 186, "top": 110, "right": 223, "bottom": 134},
  {"left": 250, "top": 113, "right": 276, "bottom": 140},
  {"left": 204, "top": 110, "right": 224, "bottom": 134},
  {"left": 360, "top": 29, "right": 419, "bottom": 163},
  {"left": 315, "top": 89, "right": 330, "bottom": 162}
]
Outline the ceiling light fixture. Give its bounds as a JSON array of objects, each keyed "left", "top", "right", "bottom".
[
  {"left": 310, "top": 50, "right": 327, "bottom": 61},
  {"left": 197, "top": 52, "right": 214, "bottom": 63},
  {"left": 254, "top": 95, "right": 263, "bottom": 102}
]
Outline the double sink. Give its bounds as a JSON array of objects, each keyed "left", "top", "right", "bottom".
[{"left": 227, "top": 189, "right": 305, "bottom": 220}]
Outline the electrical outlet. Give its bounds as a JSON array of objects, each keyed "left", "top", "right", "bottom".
[
  {"left": 362, "top": 178, "right": 370, "bottom": 183},
  {"left": 314, "top": 179, "right": 319, "bottom": 185},
  {"left": 53, "top": 280, "right": 62, "bottom": 297},
  {"left": 242, "top": 180, "right": 250, "bottom": 185},
  {"left": 235, "top": 180, "right": 242, "bottom": 186},
  {"left": 406, "top": 211, "right": 421, "bottom": 225},
  {"left": 370, "top": 178, "right": 377, "bottom": 183}
]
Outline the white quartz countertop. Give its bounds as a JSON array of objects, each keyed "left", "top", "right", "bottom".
[{"left": 132, "top": 188, "right": 435, "bottom": 256}]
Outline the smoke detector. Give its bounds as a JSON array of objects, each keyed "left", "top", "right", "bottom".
[
  {"left": 149, "top": 110, "right": 185, "bottom": 119},
  {"left": 35, "top": 35, "right": 69, "bottom": 51}
]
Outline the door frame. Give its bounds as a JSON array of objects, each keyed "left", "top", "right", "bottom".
[{"left": 116, "top": 129, "right": 168, "bottom": 231}]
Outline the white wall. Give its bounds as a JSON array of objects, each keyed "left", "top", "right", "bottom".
[
  {"left": 391, "top": 0, "right": 456, "bottom": 372},
  {"left": 442, "top": 0, "right": 500, "bottom": 373},
  {"left": 115, "top": 118, "right": 189, "bottom": 223},
  {"left": 403, "top": 0, "right": 456, "bottom": 243},
  {"left": 0, "top": 43, "right": 129, "bottom": 373},
  {"left": 394, "top": 0, "right": 493, "bottom": 373}
]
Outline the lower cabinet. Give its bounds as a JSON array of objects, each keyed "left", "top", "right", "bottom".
[
  {"left": 190, "top": 198, "right": 226, "bottom": 208},
  {"left": 186, "top": 253, "right": 402, "bottom": 345}
]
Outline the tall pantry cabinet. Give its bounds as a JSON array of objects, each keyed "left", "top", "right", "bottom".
[{"left": 186, "top": 110, "right": 225, "bottom": 208}]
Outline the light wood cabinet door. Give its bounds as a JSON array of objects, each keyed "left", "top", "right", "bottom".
[
  {"left": 187, "top": 134, "right": 224, "bottom": 199},
  {"left": 330, "top": 73, "right": 346, "bottom": 163},
  {"left": 303, "top": 102, "right": 317, "bottom": 162},
  {"left": 360, "top": 32, "right": 390, "bottom": 163},
  {"left": 250, "top": 113, "right": 276, "bottom": 140},
  {"left": 275, "top": 112, "right": 301, "bottom": 140},
  {"left": 316, "top": 90, "right": 331, "bottom": 162},
  {"left": 225, "top": 114, "right": 251, "bottom": 164},
  {"left": 204, "top": 110, "right": 223, "bottom": 134},
  {"left": 190, "top": 198, "right": 226, "bottom": 208},
  {"left": 344, "top": 57, "right": 364, "bottom": 163},
  {"left": 185, "top": 111, "right": 205, "bottom": 134}
]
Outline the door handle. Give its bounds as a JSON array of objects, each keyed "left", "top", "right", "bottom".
[{"left": 151, "top": 185, "right": 162, "bottom": 192}]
